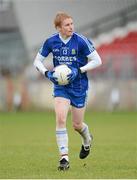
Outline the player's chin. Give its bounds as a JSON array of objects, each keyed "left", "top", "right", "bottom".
[{"left": 68, "top": 31, "right": 73, "bottom": 36}]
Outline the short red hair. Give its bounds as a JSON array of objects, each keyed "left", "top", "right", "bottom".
[{"left": 54, "top": 12, "right": 72, "bottom": 29}]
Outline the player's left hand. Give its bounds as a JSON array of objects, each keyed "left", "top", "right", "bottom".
[
  {"left": 67, "top": 67, "right": 79, "bottom": 83},
  {"left": 45, "top": 71, "right": 58, "bottom": 84}
]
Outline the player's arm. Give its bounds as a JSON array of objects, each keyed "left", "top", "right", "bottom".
[
  {"left": 33, "top": 52, "right": 48, "bottom": 74},
  {"left": 68, "top": 50, "right": 102, "bottom": 82},
  {"left": 33, "top": 52, "right": 58, "bottom": 84},
  {"left": 80, "top": 50, "right": 102, "bottom": 73},
  {"left": 34, "top": 39, "right": 51, "bottom": 75}
]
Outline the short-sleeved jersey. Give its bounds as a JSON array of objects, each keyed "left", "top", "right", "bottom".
[{"left": 39, "top": 32, "right": 95, "bottom": 96}]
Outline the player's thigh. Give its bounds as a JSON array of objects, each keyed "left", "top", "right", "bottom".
[
  {"left": 71, "top": 106, "right": 86, "bottom": 126},
  {"left": 54, "top": 97, "right": 70, "bottom": 120}
]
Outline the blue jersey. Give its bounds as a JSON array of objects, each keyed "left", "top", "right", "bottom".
[{"left": 39, "top": 32, "right": 95, "bottom": 96}]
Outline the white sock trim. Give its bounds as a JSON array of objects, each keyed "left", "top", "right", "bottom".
[{"left": 56, "top": 128, "right": 68, "bottom": 156}]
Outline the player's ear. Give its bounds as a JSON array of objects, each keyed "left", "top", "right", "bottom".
[{"left": 56, "top": 26, "right": 61, "bottom": 32}]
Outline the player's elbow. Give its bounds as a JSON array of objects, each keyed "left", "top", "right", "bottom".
[
  {"left": 33, "top": 59, "right": 40, "bottom": 72},
  {"left": 99, "top": 58, "right": 102, "bottom": 66},
  {"left": 33, "top": 58, "right": 39, "bottom": 69},
  {"left": 33, "top": 59, "right": 37, "bottom": 68},
  {"left": 97, "top": 56, "right": 102, "bottom": 67}
]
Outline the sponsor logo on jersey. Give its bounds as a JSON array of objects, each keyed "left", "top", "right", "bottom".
[
  {"left": 71, "top": 49, "right": 76, "bottom": 55},
  {"left": 54, "top": 56, "right": 77, "bottom": 62}
]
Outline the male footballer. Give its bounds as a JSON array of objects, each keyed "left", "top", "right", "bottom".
[{"left": 34, "top": 12, "right": 102, "bottom": 170}]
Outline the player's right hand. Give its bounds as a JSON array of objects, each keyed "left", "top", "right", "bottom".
[{"left": 45, "top": 71, "right": 58, "bottom": 84}]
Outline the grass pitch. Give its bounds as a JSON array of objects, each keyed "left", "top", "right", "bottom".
[{"left": 0, "top": 111, "right": 136, "bottom": 179}]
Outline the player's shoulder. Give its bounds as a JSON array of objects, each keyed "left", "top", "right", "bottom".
[
  {"left": 44, "top": 32, "right": 59, "bottom": 43},
  {"left": 74, "top": 32, "right": 93, "bottom": 44},
  {"left": 48, "top": 32, "right": 59, "bottom": 40},
  {"left": 74, "top": 32, "right": 88, "bottom": 40}
]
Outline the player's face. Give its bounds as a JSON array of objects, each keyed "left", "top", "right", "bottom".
[{"left": 59, "top": 18, "right": 74, "bottom": 39}]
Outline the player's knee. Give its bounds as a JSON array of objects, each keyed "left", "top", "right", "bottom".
[{"left": 73, "top": 122, "right": 82, "bottom": 131}]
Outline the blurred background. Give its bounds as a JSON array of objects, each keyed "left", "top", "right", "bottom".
[{"left": 0, "top": 0, "right": 137, "bottom": 112}]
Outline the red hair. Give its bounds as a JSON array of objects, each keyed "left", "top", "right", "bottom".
[{"left": 54, "top": 12, "right": 72, "bottom": 28}]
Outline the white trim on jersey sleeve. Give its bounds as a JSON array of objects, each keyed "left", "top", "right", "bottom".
[
  {"left": 74, "top": 32, "right": 95, "bottom": 53},
  {"left": 80, "top": 50, "right": 102, "bottom": 73},
  {"left": 33, "top": 52, "right": 48, "bottom": 75}
]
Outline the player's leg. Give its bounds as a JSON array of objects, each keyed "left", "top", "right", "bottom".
[
  {"left": 71, "top": 106, "right": 93, "bottom": 159},
  {"left": 54, "top": 97, "right": 70, "bottom": 170}
]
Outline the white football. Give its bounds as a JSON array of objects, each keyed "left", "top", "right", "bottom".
[{"left": 53, "top": 64, "right": 71, "bottom": 85}]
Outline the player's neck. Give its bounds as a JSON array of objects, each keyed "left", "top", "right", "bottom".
[
  {"left": 59, "top": 33, "right": 72, "bottom": 44},
  {"left": 59, "top": 33, "right": 71, "bottom": 40}
]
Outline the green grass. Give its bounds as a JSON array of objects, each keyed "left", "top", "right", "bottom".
[{"left": 0, "top": 111, "right": 137, "bottom": 179}]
